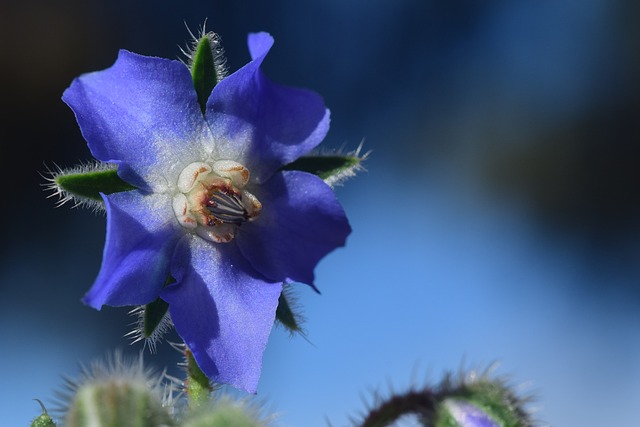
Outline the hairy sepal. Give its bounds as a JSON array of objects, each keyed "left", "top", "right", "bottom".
[
  {"left": 44, "top": 162, "right": 136, "bottom": 211},
  {"left": 274, "top": 284, "right": 305, "bottom": 336},
  {"left": 281, "top": 148, "right": 368, "bottom": 187}
]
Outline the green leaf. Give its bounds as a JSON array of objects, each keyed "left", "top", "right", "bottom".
[
  {"left": 55, "top": 167, "right": 136, "bottom": 201},
  {"left": 281, "top": 154, "right": 364, "bottom": 186},
  {"left": 191, "top": 35, "right": 218, "bottom": 114}
]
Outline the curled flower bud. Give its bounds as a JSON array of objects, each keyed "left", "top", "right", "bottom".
[{"left": 355, "top": 365, "right": 535, "bottom": 427}]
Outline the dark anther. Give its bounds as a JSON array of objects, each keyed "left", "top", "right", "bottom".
[{"left": 206, "top": 190, "right": 249, "bottom": 225}]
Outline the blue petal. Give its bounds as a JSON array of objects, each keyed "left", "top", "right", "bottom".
[
  {"left": 206, "top": 32, "right": 330, "bottom": 183},
  {"left": 161, "top": 236, "right": 282, "bottom": 393},
  {"left": 247, "top": 32, "right": 275, "bottom": 60},
  {"left": 83, "top": 191, "right": 180, "bottom": 309},
  {"left": 62, "top": 51, "right": 212, "bottom": 190},
  {"left": 237, "top": 171, "right": 351, "bottom": 286}
]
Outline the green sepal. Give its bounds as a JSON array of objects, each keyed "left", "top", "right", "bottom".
[
  {"left": 275, "top": 290, "right": 300, "bottom": 333},
  {"left": 126, "top": 275, "right": 174, "bottom": 349},
  {"left": 274, "top": 284, "right": 307, "bottom": 337},
  {"left": 141, "top": 297, "right": 170, "bottom": 339},
  {"left": 185, "top": 348, "right": 213, "bottom": 407},
  {"left": 191, "top": 35, "right": 218, "bottom": 114},
  {"left": 142, "top": 275, "right": 174, "bottom": 338},
  {"left": 55, "top": 168, "right": 136, "bottom": 201},
  {"left": 281, "top": 154, "right": 364, "bottom": 185}
]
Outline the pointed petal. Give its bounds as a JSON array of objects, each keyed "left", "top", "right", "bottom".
[
  {"left": 237, "top": 171, "right": 351, "bottom": 286},
  {"left": 83, "top": 191, "right": 180, "bottom": 309},
  {"left": 206, "top": 33, "right": 330, "bottom": 183},
  {"left": 62, "top": 51, "right": 212, "bottom": 191},
  {"left": 161, "top": 236, "right": 282, "bottom": 393}
]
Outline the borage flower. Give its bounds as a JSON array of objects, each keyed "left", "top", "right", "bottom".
[{"left": 62, "top": 31, "right": 351, "bottom": 393}]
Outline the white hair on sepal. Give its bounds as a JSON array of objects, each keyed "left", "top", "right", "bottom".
[
  {"left": 125, "top": 304, "right": 174, "bottom": 354},
  {"left": 179, "top": 20, "right": 229, "bottom": 83},
  {"left": 41, "top": 160, "right": 117, "bottom": 214},
  {"left": 308, "top": 138, "right": 371, "bottom": 188},
  {"left": 329, "top": 139, "right": 370, "bottom": 188}
]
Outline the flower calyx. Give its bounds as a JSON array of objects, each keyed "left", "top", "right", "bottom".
[{"left": 173, "top": 160, "right": 261, "bottom": 243}]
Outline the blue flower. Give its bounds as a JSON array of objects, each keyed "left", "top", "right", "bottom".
[{"left": 62, "top": 32, "right": 351, "bottom": 393}]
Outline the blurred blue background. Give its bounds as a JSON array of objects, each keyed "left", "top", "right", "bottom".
[{"left": 2, "top": 0, "right": 639, "bottom": 426}]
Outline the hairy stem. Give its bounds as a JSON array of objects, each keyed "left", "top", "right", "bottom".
[{"left": 359, "top": 389, "right": 437, "bottom": 427}]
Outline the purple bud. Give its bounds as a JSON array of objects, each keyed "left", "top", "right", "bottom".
[{"left": 443, "top": 399, "right": 500, "bottom": 427}]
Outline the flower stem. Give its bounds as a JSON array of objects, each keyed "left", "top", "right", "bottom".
[{"left": 359, "top": 390, "right": 436, "bottom": 427}]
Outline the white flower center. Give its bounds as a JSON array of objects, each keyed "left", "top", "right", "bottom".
[{"left": 172, "top": 160, "right": 261, "bottom": 243}]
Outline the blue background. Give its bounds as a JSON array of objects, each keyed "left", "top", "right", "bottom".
[{"left": 2, "top": 1, "right": 639, "bottom": 426}]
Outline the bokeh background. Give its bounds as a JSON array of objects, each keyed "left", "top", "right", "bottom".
[{"left": 2, "top": 0, "right": 639, "bottom": 426}]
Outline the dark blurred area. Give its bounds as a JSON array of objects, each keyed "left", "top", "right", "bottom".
[
  {"left": 2, "top": 0, "right": 640, "bottom": 425},
  {"left": 4, "top": 0, "right": 640, "bottom": 273}
]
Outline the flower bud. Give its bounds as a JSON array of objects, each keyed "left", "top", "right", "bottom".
[
  {"left": 437, "top": 399, "right": 499, "bottom": 427},
  {"left": 30, "top": 400, "right": 56, "bottom": 427},
  {"left": 182, "top": 397, "right": 267, "bottom": 427},
  {"left": 61, "top": 352, "right": 174, "bottom": 427},
  {"left": 356, "top": 366, "right": 535, "bottom": 427}
]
